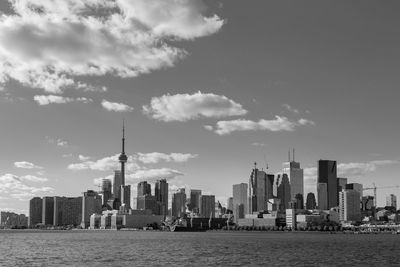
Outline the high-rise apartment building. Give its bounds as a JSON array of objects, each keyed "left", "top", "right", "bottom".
[
  {"left": 283, "top": 150, "right": 304, "bottom": 201},
  {"left": 345, "top": 183, "right": 363, "bottom": 199},
  {"left": 81, "top": 190, "right": 102, "bottom": 228},
  {"left": 189, "top": 189, "right": 201, "bottom": 213},
  {"left": 199, "top": 195, "right": 215, "bottom": 218},
  {"left": 318, "top": 160, "right": 338, "bottom": 209},
  {"left": 102, "top": 179, "right": 112, "bottom": 206},
  {"left": 386, "top": 194, "right": 397, "bottom": 209},
  {"left": 53, "top": 197, "right": 82, "bottom": 226},
  {"left": 249, "top": 164, "right": 274, "bottom": 212},
  {"left": 137, "top": 195, "right": 157, "bottom": 214},
  {"left": 276, "top": 173, "right": 291, "bottom": 210},
  {"left": 339, "top": 189, "right": 361, "bottom": 222},
  {"left": 155, "top": 179, "right": 169, "bottom": 216},
  {"left": 337, "top": 177, "right": 348, "bottom": 194},
  {"left": 317, "top": 183, "right": 328, "bottom": 210},
  {"left": 29, "top": 197, "right": 42, "bottom": 227},
  {"left": 120, "top": 185, "right": 131, "bottom": 209},
  {"left": 113, "top": 170, "right": 122, "bottom": 200},
  {"left": 137, "top": 181, "right": 151, "bottom": 197},
  {"left": 42, "top": 196, "right": 54, "bottom": 225},
  {"left": 172, "top": 188, "right": 186, "bottom": 218},
  {"left": 233, "top": 183, "right": 248, "bottom": 221}
]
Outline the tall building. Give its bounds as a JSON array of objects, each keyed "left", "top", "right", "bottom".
[
  {"left": 318, "top": 160, "right": 338, "bottom": 209},
  {"left": 305, "top": 192, "right": 317, "bottom": 210},
  {"left": 53, "top": 197, "right": 82, "bottom": 226},
  {"left": 276, "top": 173, "right": 291, "bottom": 210},
  {"left": 337, "top": 177, "right": 348, "bottom": 194},
  {"left": 227, "top": 197, "right": 233, "bottom": 212},
  {"left": 137, "top": 195, "right": 157, "bottom": 214},
  {"left": 339, "top": 189, "right": 361, "bottom": 222},
  {"left": 172, "top": 188, "right": 186, "bottom": 218},
  {"left": 113, "top": 170, "right": 122, "bottom": 200},
  {"left": 137, "top": 181, "right": 151, "bottom": 197},
  {"left": 189, "top": 189, "right": 202, "bottom": 213},
  {"left": 101, "top": 179, "right": 112, "bottom": 206},
  {"left": 345, "top": 183, "right": 363, "bottom": 198},
  {"left": 386, "top": 194, "right": 397, "bottom": 209},
  {"left": 29, "top": 197, "right": 42, "bottom": 227},
  {"left": 42, "top": 196, "right": 54, "bottom": 225},
  {"left": 317, "top": 183, "right": 328, "bottom": 210},
  {"left": 199, "top": 195, "right": 215, "bottom": 218},
  {"left": 249, "top": 163, "right": 274, "bottom": 212},
  {"left": 155, "top": 179, "right": 169, "bottom": 216},
  {"left": 233, "top": 183, "right": 248, "bottom": 221},
  {"left": 294, "top": 193, "right": 304, "bottom": 210},
  {"left": 120, "top": 185, "right": 131, "bottom": 209},
  {"left": 283, "top": 149, "right": 304, "bottom": 201},
  {"left": 81, "top": 190, "right": 102, "bottom": 228}
]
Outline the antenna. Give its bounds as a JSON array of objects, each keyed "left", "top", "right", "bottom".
[{"left": 264, "top": 154, "right": 269, "bottom": 170}]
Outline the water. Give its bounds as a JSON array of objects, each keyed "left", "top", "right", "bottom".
[{"left": 1, "top": 230, "right": 400, "bottom": 266}]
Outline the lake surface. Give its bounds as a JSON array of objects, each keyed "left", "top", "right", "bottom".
[{"left": 1, "top": 230, "right": 400, "bottom": 266}]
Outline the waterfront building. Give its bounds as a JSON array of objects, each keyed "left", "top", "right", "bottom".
[
  {"left": 233, "top": 183, "right": 248, "bottom": 221},
  {"left": 172, "top": 188, "right": 186, "bottom": 218},
  {"left": 81, "top": 190, "right": 102, "bottom": 228},
  {"left": 42, "top": 196, "right": 54, "bottom": 225},
  {"left": 137, "top": 181, "right": 151, "bottom": 197},
  {"left": 318, "top": 160, "right": 338, "bottom": 209},
  {"left": 101, "top": 179, "right": 112, "bottom": 206},
  {"left": 337, "top": 177, "right": 348, "bottom": 194},
  {"left": 113, "top": 170, "right": 122, "bottom": 200},
  {"left": 386, "top": 194, "right": 397, "bottom": 209},
  {"left": 345, "top": 183, "right": 363, "bottom": 198},
  {"left": 283, "top": 150, "right": 304, "bottom": 202},
  {"left": 317, "top": 183, "right": 328, "bottom": 210},
  {"left": 120, "top": 185, "right": 131, "bottom": 209},
  {"left": 189, "top": 189, "right": 202, "bottom": 213},
  {"left": 305, "top": 192, "right": 317, "bottom": 210},
  {"left": 249, "top": 163, "right": 274, "bottom": 212},
  {"left": 29, "top": 197, "right": 42, "bottom": 227},
  {"left": 155, "top": 179, "right": 169, "bottom": 216},
  {"left": 0, "top": 211, "right": 28, "bottom": 228},
  {"left": 199, "top": 195, "right": 215, "bottom": 218},
  {"left": 339, "top": 189, "right": 361, "bottom": 222},
  {"left": 286, "top": 208, "right": 296, "bottom": 229},
  {"left": 137, "top": 195, "right": 157, "bottom": 214},
  {"left": 53, "top": 196, "right": 82, "bottom": 226},
  {"left": 276, "top": 173, "right": 291, "bottom": 210}
]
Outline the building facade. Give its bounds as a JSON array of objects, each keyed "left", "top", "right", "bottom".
[
  {"left": 29, "top": 197, "right": 43, "bottom": 227},
  {"left": 189, "top": 189, "right": 201, "bottom": 213},
  {"left": 172, "top": 188, "right": 186, "bottom": 218},
  {"left": 339, "top": 189, "right": 361, "bottom": 222},
  {"left": 155, "top": 179, "right": 169, "bottom": 216},
  {"left": 233, "top": 183, "right": 248, "bottom": 221},
  {"left": 81, "top": 190, "right": 102, "bottom": 228},
  {"left": 386, "top": 194, "right": 397, "bottom": 209},
  {"left": 318, "top": 160, "right": 338, "bottom": 209},
  {"left": 42, "top": 196, "right": 54, "bottom": 225},
  {"left": 249, "top": 165, "right": 274, "bottom": 212},
  {"left": 199, "top": 195, "right": 215, "bottom": 218}
]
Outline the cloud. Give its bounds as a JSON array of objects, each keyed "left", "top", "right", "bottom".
[
  {"left": 34, "top": 95, "right": 73, "bottom": 105},
  {"left": 46, "top": 136, "right": 69, "bottom": 147},
  {"left": 143, "top": 91, "right": 247, "bottom": 122},
  {"left": 136, "top": 152, "right": 198, "bottom": 164},
  {"left": 282, "top": 104, "right": 299, "bottom": 114},
  {"left": 14, "top": 161, "right": 43, "bottom": 169},
  {"left": 68, "top": 154, "right": 140, "bottom": 172},
  {"left": 337, "top": 160, "right": 399, "bottom": 178},
  {"left": 207, "top": 116, "right": 308, "bottom": 135},
  {"left": 298, "top": 118, "right": 315, "bottom": 126},
  {"left": 101, "top": 100, "right": 134, "bottom": 112},
  {"left": 79, "top": 155, "right": 91, "bottom": 161},
  {"left": 0, "top": 173, "right": 53, "bottom": 200},
  {"left": 0, "top": 0, "right": 224, "bottom": 93},
  {"left": 127, "top": 168, "right": 184, "bottom": 181}
]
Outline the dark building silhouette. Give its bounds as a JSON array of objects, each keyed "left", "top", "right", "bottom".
[
  {"left": 294, "top": 193, "right": 304, "bottom": 209},
  {"left": 102, "top": 179, "right": 112, "bottom": 206},
  {"left": 306, "top": 192, "right": 317, "bottom": 210},
  {"left": 276, "top": 173, "right": 291, "bottom": 210},
  {"left": 199, "top": 195, "right": 215, "bottom": 218},
  {"left": 137, "top": 181, "right": 151, "bottom": 197},
  {"left": 113, "top": 170, "right": 122, "bottom": 200},
  {"left": 155, "top": 179, "right": 169, "bottom": 216},
  {"left": 318, "top": 160, "right": 338, "bottom": 209},
  {"left": 29, "top": 197, "right": 42, "bottom": 227},
  {"left": 172, "top": 188, "right": 186, "bottom": 218},
  {"left": 42, "top": 196, "right": 54, "bottom": 225},
  {"left": 249, "top": 163, "right": 274, "bottom": 212},
  {"left": 53, "top": 196, "right": 82, "bottom": 226},
  {"left": 137, "top": 195, "right": 157, "bottom": 214},
  {"left": 189, "top": 189, "right": 201, "bottom": 213}
]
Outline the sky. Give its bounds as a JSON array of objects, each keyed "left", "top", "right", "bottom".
[{"left": 0, "top": 0, "right": 400, "bottom": 214}]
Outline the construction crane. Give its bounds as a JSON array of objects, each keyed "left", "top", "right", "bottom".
[{"left": 363, "top": 183, "right": 400, "bottom": 207}]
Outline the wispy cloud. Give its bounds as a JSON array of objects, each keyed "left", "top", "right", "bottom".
[
  {"left": 34, "top": 95, "right": 73, "bottom": 105},
  {"left": 143, "top": 91, "right": 247, "bottom": 122},
  {"left": 137, "top": 152, "right": 198, "bottom": 164},
  {"left": 0, "top": 173, "right": 53, "bottom": 200},
  {"left": 0, "top": 0, "right": 224, "bottom": 93},
  {"left": 282, "top": 104, "right": 299, "bottom": 114},
  {"left": 46, "top": 136, "right": 69, "bottom": 147},
  {"left": 14, "top": 161, "right": 43, "bottom": 169},
  {"left": 101, "top": 100, "right": 134, "bottom": 112},
  {"left": 206, "top": 116, "right": 314, "bottom": 135}
]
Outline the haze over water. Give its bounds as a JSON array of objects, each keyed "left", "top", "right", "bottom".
[{"left": 1, "top": 231, "right": 400, "bottom": 266}]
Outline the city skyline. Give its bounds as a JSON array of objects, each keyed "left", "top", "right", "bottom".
[{"left": 1, "top": 0, "right": 400, "bottom": 215}]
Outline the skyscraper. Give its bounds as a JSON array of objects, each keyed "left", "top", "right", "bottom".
[
  {"left": 81, "top": 190, "right": 102, "bottom": 228},
  {"left": 53, "top": 196, "right": 82, "bottom": 226},
  {"left": 317, "top": 183, "right": 328, "bottom": 210},
  {"left": 386, "top": 194, "right": 397, "bottom": 209},
  {"left": 305, "top": 192, "right": 317, "bottom": 210},
  {"left": 113, "top": 170, "right": 122, "bottom": 200},
  {"left": 155, "top": 179, "right": 169, "bottom": 216},
  {"left": 42, "top": 196, "right": 54, "bottom": 225},
  {"left": 137, "top": 181, "right": 151, "bottom": 197},
  {"left": 172, "top": 188, "right": 186, "bottom": 218},
  {"left": 102, "top": 179, "right": 112, "bottom": 206},
  {"left": 199, "top": 195, "right": 215, "bottom": 218},
  {"left": 339, "top": 189, "right": 361, "bottom": 222},
  {"left": 189, "top": 189, "right": 202, "bottom": 213},
  {"left": 337, "top": 177, "right": 348, "bottom": 194},
  {"left": 345, "top": 183, "right": 363, "bottom": 198},
  {"left": 276, "top": 173, "right": 291, "bottom": 210},
  {"left": 120, "top": 185, "right": 131, "bottom": 209},
  {"left": 137, "top": 195, "right": 157, "bottom": 214},
  {"left": 233, "top": 183, "right": 248, "bottom": 221},
  {"left": 29, "top": 197, "right": 42, "bottom": 227},
  {"left": 249, "top": 163, "right": 274, "bottom": 212},
  {"left": 118, "top": 121, "right": 131, "bottom": 209},
  {"left": 318, "top": 160, "right": 338, "bottom": 209},
  {"left": 283, "top": 149, "right": 304, "bottom": 201}
]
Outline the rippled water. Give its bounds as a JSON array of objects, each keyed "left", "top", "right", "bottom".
[{"left": 1, "top": 230, "right": 400, "bottom": 266}]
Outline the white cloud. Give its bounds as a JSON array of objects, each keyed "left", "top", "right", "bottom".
[
  {"left": 0, "top": 173, "right": 53, "bottom": 200},
  {"left": 143, "top": 91, "right": 247, "bottom": 122},
  {"left": 137, "top": 152, "right": 198, "bottom": 164},
  {"left": 337, "top": 160, "right": 398, "bottom": 178},
  {"left": 0, "top": 0, "right": 223, "bottom": 93},
  {"left": 79, "top": 155, "right": 91, "bottom": 161},
  {"left": 207, "top": 116, "right": 298, "bottom": 135},
  {"left": 101, "top": 100, "right": 134, "bottom": 112},
  {"left": 34, "top": 95, "right": 73, "bottom": 105},
  {"left": 46, "top": 136, "right": 69, "bottom": 147},
  {"left": 298, "top": 118, "right": 315, "bottom": 126},
  {"left": 282, "top": 104, "right": 299, "bottom": 114},
  {"left": 14, "top": 161, "right": 43, "bottom": 169},
  {"left": 68, "top": 154, "right": 139, "bottom": 172},
  {"left": 127, "top": 168, "right": 184, "bottom": 181}
]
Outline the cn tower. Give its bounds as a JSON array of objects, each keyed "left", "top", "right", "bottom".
[{"left": 118, "top": 119, "right": 127, "bottom": 186}]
